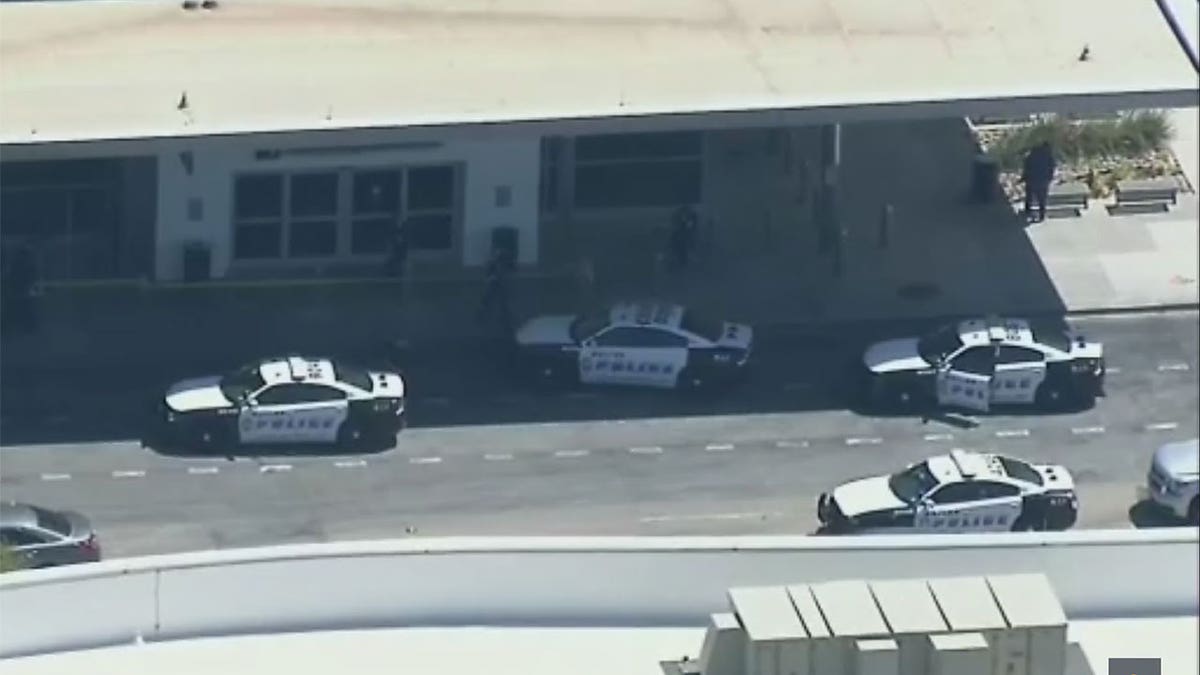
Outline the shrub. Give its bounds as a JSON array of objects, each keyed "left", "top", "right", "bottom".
[
  {"left": 0, "top": 547, "right": 27, "bottom": 573},
  {"left": 986, "top": 110, "right": 1174, "bottom": 171}
]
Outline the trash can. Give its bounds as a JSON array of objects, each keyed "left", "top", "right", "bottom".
[
  {"left": 490, "top": 226, "right": 518, "bottom": 272},
  {"left": 182, "top": 241, "right": 211, "bottom": 283},
  {"left": 970, "top": 154, "right": 999, "bottom": 204}
]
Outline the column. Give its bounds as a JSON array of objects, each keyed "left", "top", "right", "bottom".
[{"left": 818, "top": 123, "right": 842, "bottom": 277}]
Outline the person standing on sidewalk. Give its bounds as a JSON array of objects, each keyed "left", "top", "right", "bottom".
[
  {"left": 1022, "top": 141, "right": 1057, "bottom": 223},
  {"left": 669, "top": 204, "right": 699, "bottom": 269}
]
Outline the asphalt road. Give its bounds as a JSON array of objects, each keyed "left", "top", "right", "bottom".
[{"left": 0, "top": 311, "right": 1196, "bottom": 559}]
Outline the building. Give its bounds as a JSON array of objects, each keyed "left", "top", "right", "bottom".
[{"left": 1, "top": 0, "right": 1196, "bottom": 283}]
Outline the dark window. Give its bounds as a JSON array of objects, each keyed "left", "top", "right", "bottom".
[
  {"left": 997, "top": 345, "right": 1045, "bottom": 365},
  {"left": 256, "top": 384, "right": 320, "bottom": 406},
  {"left": 289, "top": 173, "right": 338, "bottom": 217},
  {"left": 288, "top": 220, "right": 337, "bottom": 258},
  {"left": 917, "top": 324, "right": 965, "bottom": 364},
  {"left": 639, "top": 329, "right": 688, "bottom": 348},
  {"left": 997, "top": 456, "right": 1044, "bottom": 486},
  {"left": 332, "top": 361, "right": 373, "bottom": 392},
  {"left": 220, "top": 364, "right": 267, "bottom": 402},
  {"left": 930, "top": 482, "right": 985, "bottom": 504},
  {"left": 234, "top": 223, "right": 283, "bottom": 259},
  {"left": 353, "top": 170, "right": 401, "bottom": 214},
  {"left": 407, "top": 166, "right": 455, "bottom": 210},
  {"left": 33, "top": 507, "right": 71, "bottom": 536},
  {"left": 540, "top": 137, "right": 563, "bottom": 212},
  {"left": 888, "top": 461, "right": 940, "bottom": 503},
  {"left": 680, "top": 311, "right": 723, "bottom": 342},
  {"left": 405, "top": 213, "right": 453, "bottom": 251},
  {"left": 234, "top": 174, "right": 284, "bottom": 219},
  {"left": 1029, "top": 319, "right": 1072, "bottom": 353},
  {"left": 571, "top": 312, "right": 610, "bottom": 343},
  {"left": 0, "top": 528, "right": 46, "bottom": 547},
  {"left": 575, "top": 160, "right": 702, "bottom": 208},
  {"left": 594, "top": 327, "right": 646, "bottom": 347},
  {"left": 950, "top": 346, "right": 996, "bottom": 377},
  {"left": 575, "top": 132, "right": 702, "bottom": 162},
  {"left": 351, "top": 218, "right": 395, "bottom": 255},
  {"left": 975, "top": 481, "right": 1021, "bottom": 499},
  {"left": 294, "top": 384, "right": 348, "bottom": 402}
]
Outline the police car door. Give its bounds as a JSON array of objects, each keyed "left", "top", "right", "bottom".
[
  {"left": 239, "top": 383, "right": 346, "bottom": 444},
  {"left": 936, "top": 346, "right": 996, "bottom": 413},
  {"left": 914, "top": 482, "right": 986, "bottom": 533},
  {"left": 635, "top": 327, "right": 690, "bottom": 388},
  {"left": 579, "top": 326, "right": 638, "bottom": 386},
  {"left": 991, "top": 345, "right": 1047, "bottom": 406}
]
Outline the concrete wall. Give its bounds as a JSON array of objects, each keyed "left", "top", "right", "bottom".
[
  {"left": 2, "top": 529, "right": 1196, "bottom": 659},
  {"left": 154, "top": 131, "right": 541, "bottom": 280}
]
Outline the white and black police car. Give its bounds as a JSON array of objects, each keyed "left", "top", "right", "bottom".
[
  {"left": 512, "top": 301, "right": 753, "bottom": 390},
  {"left": 861, "top": 316, "right": 1105, "bottom": 412},
  {"left": 150, "top": 356, "right": 406, "bottom": 451},
  {"left": 817, "top": 449, "right": 1078, "bottom": 535}
]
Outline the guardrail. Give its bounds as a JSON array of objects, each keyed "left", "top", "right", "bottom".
[{"left": 2, "top": 529, "right": 1197, "bottom": 659}]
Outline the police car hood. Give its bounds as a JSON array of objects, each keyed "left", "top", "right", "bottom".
[
  {"left": 165, "top": 376, "right": 233, "bottom": 412},
  {"left": 515, "top": 315, "right": 576, "bottom": 346},
  {"left": 863, "top": 338, "right": 930, "bottom": 374},
  {"left": 832, "top": 475, "right": 907, "bottom": 517}
]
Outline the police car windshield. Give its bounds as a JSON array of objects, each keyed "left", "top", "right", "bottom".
[
  {"left": 888, "top": 462, "right": 940, "bottom": 503},
  {"left": 680, "top": 311, "right": 723, "bottom": 342},
  {"left": 997, "top": 456, "right": 1044, "bottom": 486},
  {"left": 570, "top": 313, "right": 609, "bottom": 343},
  {"left": 219, "top": 364, "right": 266, "bottom": 402},
  {"left": 332, "top": 361, "right": 372, "bottom": 392},
  {"left": 917, "top": 325, "right": 964, "bottom": 364}
]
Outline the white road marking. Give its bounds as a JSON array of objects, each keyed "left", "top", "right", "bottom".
[
  {"left": 994, "top": 429, "right": 1031, "bottom": 438},
  {"left": 334, "top": 460, "right": 368, "bottom": 469},
  {"left": 409, "top": 456, "right": 443, "bottom": 465},
  {"left": 775, "top": 440, "right": 809, "bottom": 449},
  {"left": 484, "top": 453, "right": 514, "bottom": 461},
  {"left": 923, "top": 433, "right": 954, "bottom": 442},
  {"left": 554, "top": 450, "right": 590, "bottom": 458},
  {"left": 640, "top": 511, "right": 782, "bottom": 524},
  {"left": 705, "top": 443, "right": 735, "bottom": 452},
  {"left": 1105, "top": 366, "right": 1122, "bottom": 374},
  {"left": 259, "top": 464, "right": 293, "bottom": 474},
  {"left": 188, "top": 466, "right": 220, "bottom": 475},
  {"left": 1157, "top": 362, "right": 1191, "bottom": 372},
  {"left": 629, "top": 446, "right": 664, "bottom": 455},
  {"left": 1071, "top": 426, "right": 1106, "bottom": 435},
  {"left": 1145, "top": 422, "right": 1180, "bottom": 431},
  {"left": 111, "top": 470, "right": 146, "bottom": 479},
  {"left": 845, "top": 437, "right": 882, "bottom": 446},
  {"left": 40, "top": 473, "right": 71, "bottom": 482}
]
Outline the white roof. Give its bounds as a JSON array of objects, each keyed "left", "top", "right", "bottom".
[
  {"left": 1, "top": 0, "right": 1197, "bottom": 145},
  {"left": 609, "top": 302, "right": 684, "bottom": 329},
  {"left": 259, "top": 357, "right": 336, "bottom": 386},
  {"left": 958, "top": 317, "right": 1034, "bottom": 348}
]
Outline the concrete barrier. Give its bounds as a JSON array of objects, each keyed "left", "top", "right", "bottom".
[{"left": 2, "top": 529, "right": 1197, "bottom": 659}]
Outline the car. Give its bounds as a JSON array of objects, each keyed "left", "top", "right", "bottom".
[
  {"left": 816, "top": 448, "right": 1078, "bottom": 535},
  {"left": 860, "top": 316, "right": 1105, "bottom": 412},
  {"left": 149, "top": 355, "right": 406, "bottom": 451},
  {"left": 0, "top": 502, "right": 100, "bottom": 568},
  {"left": 511, "top": 301, "right": 753, "bottom": 390},
  {"left": 1142, "top": 438, "right": 1199, "bottom": 524}
]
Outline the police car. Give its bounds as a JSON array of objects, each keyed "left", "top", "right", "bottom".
[
  {"left": 860, "top": 316, "right": 1105, "bottom": 412},
  {"left": 151, "top": 356, "right": 406, "bottom": 451},
  {"left": 512, "top": 301, "right": 753, "bottom": 390},
  {"left": 816, "top": 449, "right": 1078, "bottom": 535}
]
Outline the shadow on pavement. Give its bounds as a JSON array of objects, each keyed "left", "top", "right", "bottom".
[{"left": 1127, "top": 500, "right": 1188, "bottom": 529}]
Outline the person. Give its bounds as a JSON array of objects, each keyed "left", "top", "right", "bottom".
[
  {"left": 384, "top": 221, "right": 409, "bottom": 279},
  {"left": 1022, "top": 141, "right": 1057, "bottom": 223},
  {"left": 669, "top": 204, "right": 699, "bottom": 269},
  {"left": 477, "top": 249, "right": 512, "bottom": 336}
]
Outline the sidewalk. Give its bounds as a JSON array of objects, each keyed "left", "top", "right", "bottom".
[{"left": 1, "top": 118, "right": 1196, "bottom": 376}]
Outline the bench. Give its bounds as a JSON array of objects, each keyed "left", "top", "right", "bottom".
[
  {"left": 1110, "top": 178, "right": 1180, "bottom": 215},
  {"left": 1044, "top": 181, "right": 1091, "bottom": 217}
]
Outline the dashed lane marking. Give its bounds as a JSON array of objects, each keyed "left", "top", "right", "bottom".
[
  {"left": 259, "top": 464, "right": 293, "bottom": 474},
  {"left": 188, "top": 466, "right": 220, "bottom": 475},
  {"left": 111, "top": 470, "right": 146, "bottom": 479},
  {"left": 640, "top": 511, "right": 782, "bottom": 524},
  {"left": 923, "top": 433, "right": 954, "bottom": 442},
  {"left": 1145, "top": 422, "right": 1180, "bottom": 431},
  {"left": 554, "top": 450, "right": 590, "bottom": 458},
  {"left": 775, "top": 440, "right": 809, "bottom": 449},
  {"left": 994, "top": 429, "right": 1031, "bottom": 438},
  {"left": 1071, "top": 426, "right": 1106, "bottom": 436},
  {"left": 484, "top": 453, "right": 514, "bottom": 461},
  {"left": 40, "top": 473, "right": 71, "bottom": 482},
  {"left": 1157, "top": 362, "right": 1191, "bottom": 372},
  {"left": 629, "top": 446, "right": 664, "bottom": 455},
  {"left": 705, "top": 443, "right": 735, "bottom": 452},
  {"left": 334, "top": 460, "right": 368, "bottom": 469},
  {"left": 409, "top": 456, "right": 443, "bottom": 465},
  {"left": 1105, "top": 366, "right": 1122, "bottom": 374},
  {"left": 845, "top": 437, "right": 882, "bottom": 446}
]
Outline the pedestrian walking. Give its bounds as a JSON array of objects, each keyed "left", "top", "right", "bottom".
[
  {"left": 669, "top": 204, "right": 699, "bottom": 269},
  {"left": 1022, "top": 141, "right": 1057, "bottom": 223},
  {"left": 477, "top": 250, "right": 513, "bottom": 336}
]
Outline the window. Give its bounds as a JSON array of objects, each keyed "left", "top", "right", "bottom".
[
  {"left": 975, "top": 481, "right": 1021, "bottom": 499},
  {"left": 288, "top": 220, "right": 337, "bottom": 257},
  {"left": 917, "top": 324, "right": 965, "bottom": 364},
  {"left": 639, "top": 329, "right": 688, "bottom": 348},
  {"left": 33, "top": 507, "right": 71, "bottom": 536},
  {"left": 997, "top": 456, "right": 1044, "bottom": 486},
  {"left": 950, "top": 347, "right": 996, "bottom": 376},
  {"left": 0, "top": 528, "right": 45, "bottom": 547},
  {"left": 405, "top": 213, "right": 453, "bottom": 251},
  {"left": 571, "top": 312, "right": 610, "bottom": 343},
  {"left": 234, "top": 222, "right": 282, "bottom": 259},
  {"left": 930, "top": 482, "right": 985, "bottom": 504},
  {"left": 333, "top": 361, "right": 373, "bottom": 392},
  {"left": 408, "top": 166, "right": 455, "bottom": 210},
  {"left": 575, "top": 132, "right": 702, "bottom": 162},
  {"left": 997, "top": 345, "right": 1045, "bottom": 365},
  {"left": 594, "top": 327, "right": 645, "bottom": 347},
  {"left": 296, "top": 384, "right": 348, "bottom": 402},
  {"left": 353, "top": 170, "right": 401, "bottom": 214},
  {"left": 888, "top": 462, "right": 940, "bottom": 503},
  {"left": 680, "top": 310, "right": 723, "bottom": 342},
  {"left": 220, "top": 363, "right": 267, "bottom": 403},
  {"left": 256, "top": 384, "right": 311, "bottom": 406},
  {"left": 540, "top": 137, "right": 563, "bottom": 212},
  {"left": 1029, "top": 319, "right": 1072, "bottom": 353},
  {"left": 234, "top": 174, "right": 284, "bottom": 219},
  {"left": 574, "top": 132, "right": 703, "bottom": 208},
  {"left": 289, "top": 173, "right": 338, "bottom": 218}
]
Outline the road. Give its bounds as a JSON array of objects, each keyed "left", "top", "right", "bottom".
[{"left": 0, "top": 311, "right": 1196, "bottom": 558}]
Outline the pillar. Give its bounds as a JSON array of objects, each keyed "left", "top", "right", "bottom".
[{"left": 818, "top": 124, "right": 842, "bottom": 274}]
